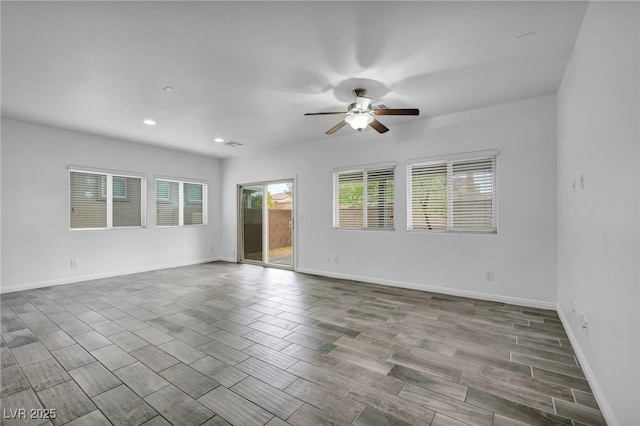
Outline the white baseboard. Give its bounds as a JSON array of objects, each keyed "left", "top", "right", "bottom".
[
  {"left": 557, "top": 307, "right": 618, "bottom": 426},
  {"left": 216, "top": 257, "right": 238, "bottom": 263},
  {"left": 296, "top": 267, "right": 557, "bottom": 310},
  {"left": 0, "top": 257, "right": 220, "bottom": 294}
]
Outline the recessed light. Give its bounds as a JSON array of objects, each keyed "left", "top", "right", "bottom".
[
  {"left": 163, "top": 86, "right": 175, "bottom": 92},
  {"left": 143, "top": 119, "right": 157, "bottom": 126},
  {"left": 214, "top": 137, "right": 224, "bottom": 143}
]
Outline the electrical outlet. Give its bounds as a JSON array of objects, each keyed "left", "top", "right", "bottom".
[
  {"left": 485, "top": 272, "right": 494, "bottom": 281},
  {"left": 210, "top": 246, "right": 215, "bottom": 252},
  {"left": 333, "top": 256, "right": 339, "bottom": 264},
  {"left": 70, "top": 259, "right": 78, "bottom": 268},
  {"left": 571, "top": 300, "right": 576, "bottom": 314},
  {"left": 579, "top": 313, "right": 588, "bottom": 335},
  {"left": 325, "top": 255, "right": 331, "bottom": 263}
]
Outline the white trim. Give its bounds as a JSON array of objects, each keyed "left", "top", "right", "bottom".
[
  {"left": 178, "top": 181, "right": 185, "bottom": 226},
  {"left": 557, "top": 308, "right": 618, "bottom": 426},
  {"left": 0, "top": 257, "right": 220, "bottom": 294},
  {"left": 68, "top": 165, "right": 147, "bottom": 180},
  {"left": 332, "top": 161, "right": 397, "bottom": 174},
  {"left": 154, "top": 175, "right": 208, "bottom": 185},
  {"left": 140, "top": 178, "right": 147, "bottom": 227},
  {"left": 296, "top": 267, "right": 557, "bottom": 310},
  {"left": 106, "top": 174, "right": 113, "bottom": 228},
  {"left": 407, "top": 149, "right": 500, "bottom": 166},
  {"left": 235, "top": 176, "right": 295, "bottom": 187},
  {"left": 292, "top": 174, "right": 298, "bottom": 270}
]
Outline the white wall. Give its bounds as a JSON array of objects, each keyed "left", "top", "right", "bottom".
[
  {"left": 221, "top": 95, "right": 558, "bottom": 307},
  {"left": 1, "top": 118, "right": 221, "bottom": 292},
  {"left": 557, "top": 2, "right": 640, "bottom": 425}
]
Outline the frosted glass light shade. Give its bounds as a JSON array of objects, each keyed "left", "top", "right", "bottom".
[{"left": 345, "top": 113, "right": 374, "bottom": 131}]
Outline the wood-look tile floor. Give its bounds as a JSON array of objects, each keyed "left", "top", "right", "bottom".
[{"left": 0, "top": 262, "right": 607, "bottom": 425}]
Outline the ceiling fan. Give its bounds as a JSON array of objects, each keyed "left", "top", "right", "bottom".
[{"left": 305, "top": 88, "right": 419, "bottom": 134}]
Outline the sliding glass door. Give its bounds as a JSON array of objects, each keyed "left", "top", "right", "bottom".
[{"left": 239, "top": 180, "right": 293, "bottom": 268}]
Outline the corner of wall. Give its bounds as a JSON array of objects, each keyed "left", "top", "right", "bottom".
[{"left": 556, "top": 304, "right": 619, "bottom": 426}]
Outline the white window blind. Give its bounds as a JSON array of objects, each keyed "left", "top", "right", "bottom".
[
  {"left": 70, "top": 171, "right": 107, "bottom": 229},
  {"left": 184, "top": 183, "right": 204, "bottom": 225},
  {"left": 156, "top": 179, "right": 207, "bottom": 227},
  {"left": 335, "top": 171, "right": 364, "bottom": 229},
  {"left": 69, "top": 169, "right": 145, "bottom": 230},
  {"left": 333, "top": 166, "right": 394, "bottom": 230},
  {"left": 407, "top": 154, "right": 496, "bottom": 233},
  {"left": 112, "top": 175, "right": 143, "bottom": 227},
  {"left": 407, "top": 162, "right": 448, "bottom": 231},
  {"left": 156, "top": 180, "right": 180, "bottom": 227}
]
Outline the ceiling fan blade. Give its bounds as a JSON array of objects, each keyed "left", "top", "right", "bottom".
[
  {"left": 326, "top": 121, "right": 348, "bottom": 134},
  {"left": 304, "top": 112, "right": 345, "bottom": 116},
  {"left": 370, "top": 119, "right": 389, "bottom": 134},
  {"left": 374, "top": 108, "right": 420, "bottom": 116}
]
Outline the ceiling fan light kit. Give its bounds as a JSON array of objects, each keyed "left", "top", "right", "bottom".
[
  {"left": 305, "top": 88, "right": 419, "bottom": 135},
  {"left": 345, "top": 110, "right": 375, "bottom": 131}
]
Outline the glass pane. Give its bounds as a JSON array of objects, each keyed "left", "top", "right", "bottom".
[
  {"left": 410, "top": 164, "right": 447, "bottom": 231},
  {"left": 184, "top": 183, "right": 204, "bottom": 225},
  {"left": 156, "top": 180, "right": 179, "bottom": 226},
  {"left": 366, "top": 169, "right": 394, "bottom": 229},
  {"left": 451, "top": 159, "right": 494, "bottom": 231},
  {"left": 337, "top": 171, "right": 364, "bottom": 228},
  {"left": 267, "top": 182, "right": 293, "bottom": 267},
  {"left": 113, "top": 176, "right": 142, "bottom": 227},
  {"left": 70, "top": 171, "right": 107, "bottom": 229},
  {"left": 156, "top": 181, "right": 170, "bottom": 200},
  {"left": 112, "top": 177, "right": 127, "bottom": 198},
  {"left": 242, "top": 185, "right": 263, "bottom": 262}
]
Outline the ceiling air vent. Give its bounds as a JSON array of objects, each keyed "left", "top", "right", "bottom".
[{"left": 223, "top": 141, "right": 243, "bottom": 147}]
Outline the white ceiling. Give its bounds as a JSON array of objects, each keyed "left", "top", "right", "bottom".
[{"left": 1, "top": 1, "right": 588, "bottom": 158}]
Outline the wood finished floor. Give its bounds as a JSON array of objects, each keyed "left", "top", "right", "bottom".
[{"left": 1, "top": 262, "right": 606, "bottom": 426}]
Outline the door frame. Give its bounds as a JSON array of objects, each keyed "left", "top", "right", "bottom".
[{"left": 237, "top": 177, "right": 296, "bottom": 270}]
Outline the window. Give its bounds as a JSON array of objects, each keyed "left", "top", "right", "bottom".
[
  {"left": 156, "top": 179, "right": 207, "bottom": 227},
  {"left": 333, "top": 164, "right": 394, "bottom": 229},
  {"left": 100, "top": 176, "right": 128, "bottom": 199},
  {"left": 407, "top": 152, "right": 497, "bottom": 233},
  {"left": 69, "top": 169, "right": 145, "bottom": 230},
  {"left": 156, "top": 180, "right": 180, "bottom": 226},
  {"left": 112, "top": 177, "right": 128, "bottom": 198},
  {"left": 155, "top": 180, "right": 171, "bottom": 201}
]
